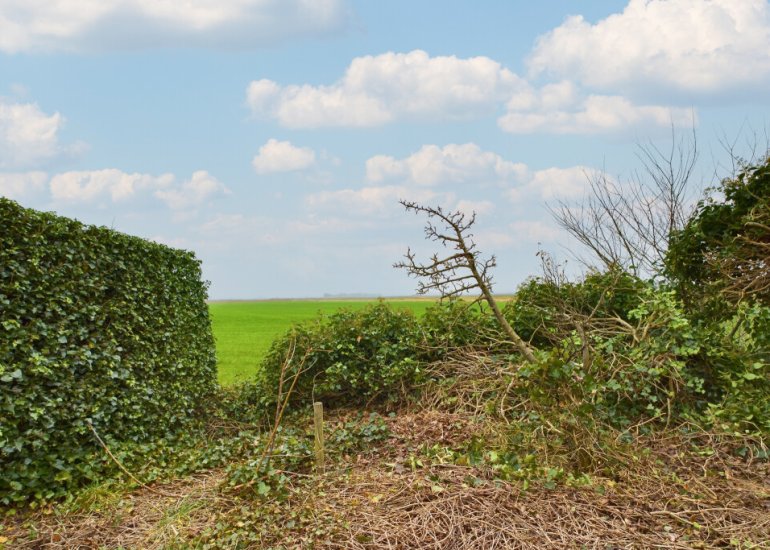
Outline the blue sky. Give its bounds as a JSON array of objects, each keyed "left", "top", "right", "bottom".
[{"left": 1, "top": 0, "right": 768, "bottom": 299}]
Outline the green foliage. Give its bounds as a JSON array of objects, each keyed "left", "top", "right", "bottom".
[
  {"left": 250, "top": 299, "right": 520, "bottom": 413},
  {"left": 667, "top": 155, "right": 770, "bottom": 309},
  {"left": 506, "top": 268, "right": 648, "bottom": 347},
  {"left": 209, "top": 300, "right": 433, "bottom": 385},
  {"left": 420, "top": 299, "right": 500, "bottom": 356},
  {"left": 222, "top": 413, "right": 389, "bottom": 499},
  {"left": 0, "top": 198, "right": 217, "bottom": 504},
  {"left": 253, "top": 302, "right": 424, "bottom": 409},
  {"left": 514, "top": 287, "right": 703, "bottom": 429},
  {"left": 328, "top": 411, "right": 390, "bottom": 453},
  {"left": 662, "top": 156, "right": 770, "bottom": 435},
  {"left": 698, "top": 303, "right": 770, "bottom": 436}
]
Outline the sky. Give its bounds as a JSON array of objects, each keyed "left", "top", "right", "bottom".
[{"left": 1, "top": 0, "right": 769, "bottom": 299}]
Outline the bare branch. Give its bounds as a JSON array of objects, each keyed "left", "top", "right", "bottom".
[
  {"left": 550, "top": 128, "right": 698, "bottom": 276},
  {"left": 396, "top": 200, "right": 537, "bottom": 363}
]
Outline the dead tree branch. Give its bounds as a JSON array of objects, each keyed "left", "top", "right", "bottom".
[{"left": 395, "top": 200, "right": 537, "bottom": 363}]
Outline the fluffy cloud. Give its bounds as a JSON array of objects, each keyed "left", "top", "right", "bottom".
[
  {"left": 0, "top": 99, "right": 83, "bottom": 169},
  {"left": 506, "top": 166, "right": 595, "bottom": 203},
  {"left": 252, "top": 139, "right": 316, "bottom": 174},
  {"left": 498, "top": 81, "right": 694, "bottom": 134},
  {"left": 366, "top": 143, "right": 527, "bottom": 186},
  {"left": 48, "top": 168, "right": 228, "bottom": 209},
  {"left": 245, "top": 47, "right": 694, "bottom": 133},
  {"left": 50, "top": 169, "right": 174, "bottom": 202},
  {"left": 247, "top": 50, "right": 525, "bottom": 127},
  {"left": 154, "top": 170, "right": 229, "bottom": 210},
  {"left": 0, "top": 0, "right": 351, "bottom": 53},
  {"left": 363, "top": 143, "right": 593, "bottom": 205},
  {"left": 0, "top": 171, "right": 47, "bottom": 199},
  {"left": 305, "top": 185, "right": 452, "bottom": 217},
  {"left": 528, "top": 0, "right": 770, "bottom": 95}
]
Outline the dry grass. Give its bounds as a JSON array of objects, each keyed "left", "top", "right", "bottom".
[
  {"left": 320, "top": 455, "right": 770, "bottom": 549},
  {"left": 3, "top": 470, "right": 230, "bottom": 549},
  {"left": 3, "top": 411, "right": 769, "bottom": 549}
]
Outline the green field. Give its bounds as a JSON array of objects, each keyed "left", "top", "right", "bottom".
[{"left": 209, "top": 299, "right": 434, "bottom": 385}]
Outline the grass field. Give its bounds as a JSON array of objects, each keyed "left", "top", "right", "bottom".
[{"left": 209, "top": 299, "right": 434, "bottom": 385}]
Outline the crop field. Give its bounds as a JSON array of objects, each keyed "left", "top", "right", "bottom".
[{"left": 209, "top": 299, "right": 434, "bottom": 385}]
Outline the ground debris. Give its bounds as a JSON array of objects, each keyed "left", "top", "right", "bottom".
[{"left": 3, "top": 410, "right": 769, "bottom": 549}]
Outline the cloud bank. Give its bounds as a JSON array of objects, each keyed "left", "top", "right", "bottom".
[
  {"left": 366, "top": 143, "right": 527, "bottom": 186},
  {"left": 247, "top": 50, "right": 525, "bottom": 128},
  {"left": 0, "top": 168, "right": 230, "bottom": 210},
  {"left": 0, "top": 0, "right": 351, "bottom": 53},
  {"left": 246, "top": 48, "right": 697, "bottom": 134},
  {"left": 528, "top": 0, "right": 770, "bottom": 95}
]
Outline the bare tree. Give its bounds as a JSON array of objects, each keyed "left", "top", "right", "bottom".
[
  {"left": 395, "top": 200, "right": 537, "bottom": 364},
  {"left": 551, "top": 127, "right": 698, "bottom": 276}
]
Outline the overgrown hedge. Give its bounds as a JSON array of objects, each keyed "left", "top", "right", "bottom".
[
  {"left": 0, "top": 199, "right": 217, "bottom": 504},
  {"left": 253, "top": 302, "right": 424, "bottom": 411}
]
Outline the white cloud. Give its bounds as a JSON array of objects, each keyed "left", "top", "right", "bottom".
[
  {"left": 363, "top": 143, "right": 593, "bottom": 207},
  {"left": 247, "top": 50, "right": 525, "bottom": 128},
  {"left": 252, "top": 139, "right": 316, "bottom": 174},
  {"left": 48, "top": 168, "right": 228, "bottom": 209},
  {"left": 0, "top": 0, "right": 351, "bottom": 53},
  {"left": 528, "top": 167, "right": 593, "bottom": 200},
  {"left": 305, "top": 185, "right": 452, "bottom": 217},
  {"left": 0, "top": 171, "right": 47, "bottom": 200},
  {"left": 366, "top": 143, "right": 527, "bottom": 186},
  {"left": 50, "top": 169, "right": 173, "bottom": 202},
  {"left": 528, "top": 0, "right": 770, "bottom": 95},
  {"left": 507, "top": 166, "right": 594, "bottom": 203},
  {"left": 499, "top": 82, "right": 694, "bottom": 134},
  {"left": 0, "top": 99, "right": 83, "bottom": 169},
  {"left": 155, "top": 170, "right": 229, "bottom": 210},
  {"left": 470, "top": 221, "right": 563, "bottom": 251}
]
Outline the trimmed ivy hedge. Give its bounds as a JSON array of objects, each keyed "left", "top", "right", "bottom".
[{"left": 0, "top": 198, "right": 217, "bottom": 504}]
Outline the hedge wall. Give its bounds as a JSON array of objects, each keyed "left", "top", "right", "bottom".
[{"left": 0, "top": 198, "right": 217, "bottom": 504}]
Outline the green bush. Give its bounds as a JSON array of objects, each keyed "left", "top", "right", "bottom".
[
  {"left": 507, "top": 269, "right": 648, "bottom": 347},
  {"left": 420, "top": 299, "right": 500, "bottom": 359},
  {"left": 253, "top": 302, "right": 423, "bottom": 409},
  {"left": 0, "top": 199, "right": 217, "bottom": 504},
  {"left": 512, "top": 287, "right": 703, "bottom": 429},
  {"left": 698, "top": 303, "right": 770, "bottom": 436},
  {"left": 667, "top": 155, "right": 770, "bottom": 311}
]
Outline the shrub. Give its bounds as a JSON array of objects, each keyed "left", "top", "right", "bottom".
[
  {"left": 507, "top": 269, "right": 648, "bottom": 347},
  {"left": 699, "top": 303, "right": 770, "bottom": 436},
  {"left": 420, "top": 299, "right": 501, "bottom": 359},
  {"left": 511, "top": 287, "right": 703, "bottom": 429},
  {"left": 253, "top": 302, "right": 423, "bottom": 410},
  {"left": 0, "top": 199, "right": 217, "bottom": 504},
  {"left": 667, "top": 154, "right": 770, "bottom": 311}
]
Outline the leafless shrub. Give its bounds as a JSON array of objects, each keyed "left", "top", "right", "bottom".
[{"left": 551, "top": 127, "right": 698, "bottom": 276}]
